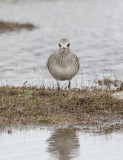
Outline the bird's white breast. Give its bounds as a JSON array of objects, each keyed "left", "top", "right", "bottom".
[{"left": 54, "top": 65, "right": 77, "bottom": 80}]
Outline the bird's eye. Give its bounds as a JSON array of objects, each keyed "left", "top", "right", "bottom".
[
  {"left": 59, "top": 44, "right": 61, "bottom": 47},
  {"left": 67, "top": 43, "right": 70, "bottom": 47}
]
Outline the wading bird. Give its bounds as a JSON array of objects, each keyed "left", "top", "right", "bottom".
[{"left": 46, "top": 38, "right": 80, "bottom": 90}]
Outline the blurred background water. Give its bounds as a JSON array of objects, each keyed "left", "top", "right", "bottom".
[{"left": 0, "top": 0, "right": 123, "bottom": 87}]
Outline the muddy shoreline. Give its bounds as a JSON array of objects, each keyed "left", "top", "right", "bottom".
[{"left": 0, "top": 86, "right": 123, "bottom": 130}]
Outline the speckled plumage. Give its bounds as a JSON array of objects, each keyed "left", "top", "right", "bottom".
[
  {"left": 47, "top": 51, "right": 79, "bottom": 81},
  {"left": 46, "top": 39, "right": 80, "bottom": 89}
]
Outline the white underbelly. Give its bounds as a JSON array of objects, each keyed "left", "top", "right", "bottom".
[{"left": 53, "top": 66, "right": 77, "bottom": 80}]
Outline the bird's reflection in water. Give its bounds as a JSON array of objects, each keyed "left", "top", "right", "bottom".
[{"left": 47, "top": 128, "right": 80, "bottom": 160}]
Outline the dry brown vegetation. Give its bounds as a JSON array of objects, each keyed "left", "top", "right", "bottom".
[
  {"left": 0, "top": 86, "right": 123, "bottom": 130},
  {"left": 97, "top": 77, "right": 120, "bottom": 87},
  {"left": 0, "top": 21, "right": 36, "bottom": 32}
]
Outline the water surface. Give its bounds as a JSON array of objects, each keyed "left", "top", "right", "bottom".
[
  {"left": 0, "top": 1, "right": 123, "bottom": 159},
  {"left": 0, "top": 127, "right": 123, "bottom": 160},
  {"left": 0, "top": 0, "right": 123, "bottom": 87}
]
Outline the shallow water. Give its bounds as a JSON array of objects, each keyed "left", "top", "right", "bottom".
[
  {"left": 0, "top": 127, "right": 123, "bottom": 160},
  {"left": 1, "top": 1, "right": 123, "bottom": 159},
  {"left": 0, "top": 0, "right": 123, "bottom": 87}
]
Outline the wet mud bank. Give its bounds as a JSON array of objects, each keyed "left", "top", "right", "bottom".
[{"left": 0, "top": 21, "right": 36, "bottom": 32}]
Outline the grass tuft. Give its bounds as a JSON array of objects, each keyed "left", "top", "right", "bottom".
[{"left": 0, "top": 86, "right": 123, "bottom": 130}]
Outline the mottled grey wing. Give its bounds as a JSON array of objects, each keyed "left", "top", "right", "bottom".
[
  {"left": 72, "top": 53, "right": 80, "bottom": 71},
  {"left": 46, "top": 51, "right": 58, "bottom": 69}
]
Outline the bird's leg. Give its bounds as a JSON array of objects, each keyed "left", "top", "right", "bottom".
[
  {"left": 57, "top": 81, "right": 60, "bottom": 90},
  {"left": 68, "top": 80, "right": 71, "bottom": 89}
]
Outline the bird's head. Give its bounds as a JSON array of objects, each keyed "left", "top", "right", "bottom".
[{"left": 59, "top": 38, "right": 70, "bottom": 52}]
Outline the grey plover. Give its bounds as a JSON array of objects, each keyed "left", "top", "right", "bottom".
[{"left": 46, "top": 38, "right": 80, "bottom": 90}]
